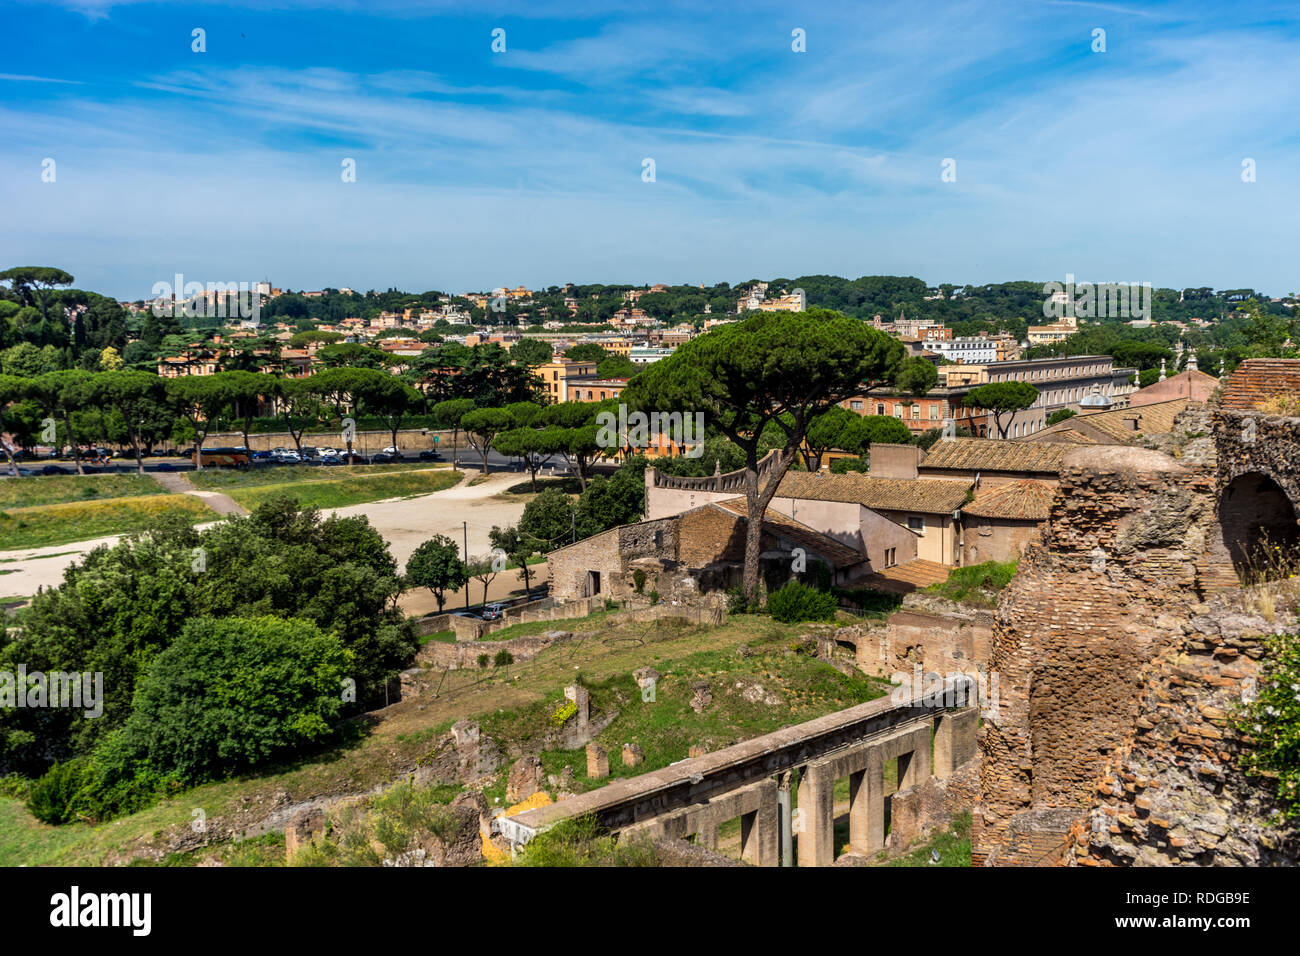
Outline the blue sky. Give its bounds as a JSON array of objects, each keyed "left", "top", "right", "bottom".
[{"left": 2, "top": 0, "right": 1298, "bottom": 300}]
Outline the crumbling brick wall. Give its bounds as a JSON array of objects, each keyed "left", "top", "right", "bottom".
[
  {"left": 976, "top": 446, "right": 1219, "bottom": 854},
  {"left": 1066, "top": 588, "right": 1300, "bottom": 866}
]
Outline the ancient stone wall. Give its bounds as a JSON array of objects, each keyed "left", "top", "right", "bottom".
[
  {"left": 833, "top": 600, "right": 994, "bottom": 677},
  {"left": 962, "top": 517, "right": 1039, "bottom": 566},
  {"left": 1066, "top": 586, "right": 1300, "bottom": 866},
  {"left": 976, "top": 446, "right": 1219, "bottom": 852}
]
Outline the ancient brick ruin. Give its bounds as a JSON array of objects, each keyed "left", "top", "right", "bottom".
[{"left": 974, "top": 363, "right": 1300, "bottom": 866}]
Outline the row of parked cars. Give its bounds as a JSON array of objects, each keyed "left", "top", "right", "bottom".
[{"left": 251, "top": 445, "right": 442, "bottom": 465}]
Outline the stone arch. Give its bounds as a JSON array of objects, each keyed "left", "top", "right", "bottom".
[{"left": 1217, "top": 471, "right": 1300, "bottom": 580}]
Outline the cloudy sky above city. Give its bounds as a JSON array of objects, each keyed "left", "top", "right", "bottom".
[{"left": 3, "top": 0, "right": 1299, "bottom": 300}]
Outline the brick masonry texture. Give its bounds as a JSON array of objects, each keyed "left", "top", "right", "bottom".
[
  {"left": 976, "top": 392, "right": 1300, "bottom": 866},
  {"left": 976, "top": 446, "right": 1221, "bottom": 853},
  {"left": 1065, "top": 589, "right": 1300, "bottom": 865}
]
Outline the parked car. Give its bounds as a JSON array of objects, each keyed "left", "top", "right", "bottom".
[
  {"left": 370, "top": 451, "right": 400, "bottom": 464},
  {"left": 278, "top": 451, "right": 301, "bottom": 464},
  {"left": 251, "top": 450, "right": 273, "bottom": 461},
  {"left": 450, "top": 610, "right": 480, "bottom": 620},
  {"left": 418, "top": 449, "right": 442, "bottom": 461},
  {"left": 318, "top": 454, "right": 344, "bottom": 465},
  {"left": 482, "top": 602, "right": 508, "bottom": 621},
  {"left": 41, "top": 464, "right": 71, "bottom": 475}
]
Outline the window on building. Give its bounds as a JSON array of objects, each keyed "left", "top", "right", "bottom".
[
  {"left": 895, "top": 404, "right": 904, "bottom": 418},
  {"left": 929, "top": 405, "right": 939, "bottom": 420},
  {"left": 876, "top": 403, "right": 886, "bottom": 415},
  {"left": 911, "top": 405, "right": 920, "bottom": 419},
  {"left": 851, "top": 400, "right": 863, "bottom": 411},
  {"left": 907, "top": 516, "right": 925, "bottom": 533}
]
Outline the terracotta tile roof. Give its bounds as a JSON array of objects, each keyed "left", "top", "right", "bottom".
[
  {"left": 775, "top": 471, "right": 971, "bottom": 515},
  {"left": 1033, "top": 398, "right": 1189, "bottom": 444},
  {"left": 847, "top": 559, "right": 950, "bottom": 594},
  {"left": 1219, "top": 358, "right": 1300, "bottom": 411},
  {"left": 919, "top": 438, "right": 1070, "bottom": 474},
  {"left": 710, "top": 499, "right": 863, "bottom": 567},
  {"left": 962, "top": 479, "right": 1054, "bottom": 521}
]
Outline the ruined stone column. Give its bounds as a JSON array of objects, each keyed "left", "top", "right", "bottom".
[
  {"left": 777, "top": 772, "right": 793, "bottom": 868},
  {"left": 796, "top": 762, "right": 835, "bottom": 867},
  {"left": 934, "top": 708, "right": 979, "bottom": 779},
  {"left": 861, "top": 747, "right": 887, "bottom": 854},
  {"left": 738, "top": 778, "right": 780, "bottom": 867}
]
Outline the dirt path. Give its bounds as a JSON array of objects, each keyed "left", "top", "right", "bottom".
[
  {"left": 149, "top": 471, "right": 248, "bottom": 516},
  {"left": 0, "top": 468, "right": 531, "bottom": 598}
]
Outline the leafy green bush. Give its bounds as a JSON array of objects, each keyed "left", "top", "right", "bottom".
[
  {"left": 25, "top": 758, "right": 88, "bottom": 825},
  {"left": 766, "top": 580, "right": 838, "bottom": 623},
  {"left": 726, "top": 585, "right": 757, "bottom": 615},
  {"left": 109, "top": 616, "right": 350, "bottom": 783},
  {"left": 632, "top": 569, "right": 646, "bottom": 594},
  {"left": 830, "top": 456, "right": 869, "bottom": 474},
  {"left": 1239, "top": 631, "right": 1300, "bottom": 819}
]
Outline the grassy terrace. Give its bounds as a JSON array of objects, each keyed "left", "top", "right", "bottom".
[
  {"left": 188, "top": 462, "right": 461, "bottom": 510},
  {"left": 0, "top": 494, "right": 214, "bottom": 551},
  {"left": 0, "top": 613, "right": 889, "bottom": 867},
  {"left": 923, "top": 559, "right": 1019, "bottom": 607},
  {"left": 0, "top": 473, "right": 166, "bottom": 510}
]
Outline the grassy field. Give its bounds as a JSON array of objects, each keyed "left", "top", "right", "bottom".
[
  {"left": 0, "top": 612, "right": 890, "bottom": 866},
  {"left": 0, "top": 474, "right": 166, "bottom": 510},
  {"left": 189, "top": 464, "right": 462, "bottom": 510},
  {"left": 0, "top": 494, "right": 216, "bottom": 551}
]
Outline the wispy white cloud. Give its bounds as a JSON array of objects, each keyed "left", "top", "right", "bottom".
[{"left": 0, "top": 73, "right": 83, "bottom": 84}]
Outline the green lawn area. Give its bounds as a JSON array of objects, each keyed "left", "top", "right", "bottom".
[
  {"left": 419, "top": 629, "right": 456, "bottom": 645},
  {"left": 190, "top": 464, "right": 462, "bottom": 510},
  {"left": 0, "top": 494, "right": 216, "bottom": 550},
  {"left": 924, "top": 559, "right": 1019, "bottom": 606},
  {"left": 0, "top": 474, "right": 166, "bottom": 510}
]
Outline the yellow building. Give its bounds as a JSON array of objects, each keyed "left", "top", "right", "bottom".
[{"left": 537, "top": 358, "right": 598, "bottom": 401}]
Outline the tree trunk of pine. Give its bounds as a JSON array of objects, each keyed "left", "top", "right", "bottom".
[
  {"left": 130, "top": 428, "right": 144, "bottom": 474},
  {"left": 742, "top": 448, "right": 794, "bottom": 604}
]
